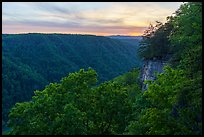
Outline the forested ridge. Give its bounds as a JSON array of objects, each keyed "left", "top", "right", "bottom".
[
  {"left": 2, "top": 34, "right": 142, "bottom": 132},
  {"left": 3, "top": 2, "right": 202, "bottom": 135}
]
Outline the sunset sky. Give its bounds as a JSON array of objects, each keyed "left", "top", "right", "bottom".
[{"left": 2, "top": 2, "right": 183, "bottom": 36}]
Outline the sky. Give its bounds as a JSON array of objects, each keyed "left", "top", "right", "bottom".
[{"left": 2, "top": 2, "right": 183, "bottom": 36}]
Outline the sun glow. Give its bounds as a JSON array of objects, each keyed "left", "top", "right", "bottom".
[{"left": 2, "top": 2, "right": 183, "bottom": 35}]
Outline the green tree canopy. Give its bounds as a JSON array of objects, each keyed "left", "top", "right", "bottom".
[{"left": 7, "top": 68, "right": 141, "bottom": 135}]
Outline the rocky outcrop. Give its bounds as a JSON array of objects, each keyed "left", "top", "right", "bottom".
[{"left": 140, "top": 57, "right": 169, "bottom": 91}]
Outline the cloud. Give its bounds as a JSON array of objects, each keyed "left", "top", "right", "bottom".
[
  {"left": 2, "top": 2, "right": 183, "bottom": 35},
  {"left": 3, "top": 20, "right": 147, "bottom": 36}
]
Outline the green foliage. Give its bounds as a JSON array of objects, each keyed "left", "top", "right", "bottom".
[
  {"left": 126, "top": 3, "right": 202, "bottom": 135},
  {"left": 169, "top": 2, "right": 202, "bottom": 71},
  {"left": 7, "top": 68, "right": 96, "bottom": 135},
  {"left": 138, "top": 20, "right": 173, "bottom": 59},
  {"left": 7, "top": 68, "right": 142, "bottom": 135},
  {"left": 2, "top": 34, "right": 142, "bottom": 130},
  {"left": 4, "top": 2, "right": 202, "bottom": 135},
  {"left": 90, "top": 82, "right": 129, "bottom": 134},
  {"left": 126, "top": 65, "right": 202, "bottom": 135},
  {"left": 144, "top": 66, "right": 185, "bottom": 109},
  {"left": 112, "top": 68, "right": 141, "bottom": 103},
  {"left": 113, "top": 68, "right": 140, "bottom": 85}
]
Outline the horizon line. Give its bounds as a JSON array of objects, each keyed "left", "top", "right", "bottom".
[{"left": 2, "top": 32, "right": 143, "bottom": 37}]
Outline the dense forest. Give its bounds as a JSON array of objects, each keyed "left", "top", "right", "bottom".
[
  {"left": 2, "top": 34, "right": 142, "bottom": 132},
  {"left": 3, "top": 2, "right": 202, "bottom": 135}
]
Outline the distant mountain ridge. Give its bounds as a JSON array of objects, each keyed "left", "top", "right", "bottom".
[
  {"left": 3, "top": 33, "right": 142, "bottom": 84},
  {"left": 2, "top": 33, "right": 142, "bottom": 130},
  {"left": 107, "top": 35, "right": 143, "bottom": 40}
]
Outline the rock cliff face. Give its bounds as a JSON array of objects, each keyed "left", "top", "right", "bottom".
[{"left": 140, "top": 58, "right": 168, "bottom": 91}]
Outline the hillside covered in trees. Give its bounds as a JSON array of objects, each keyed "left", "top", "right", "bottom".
[
  {"left": 2, "top": 34, "right": 142, "bottom": 132},
  {"left": 130, "top": 2, "right": 202, "bottom": 134},
  {"left": 3, "top": 2, "right": 202, "bottom": 135}
]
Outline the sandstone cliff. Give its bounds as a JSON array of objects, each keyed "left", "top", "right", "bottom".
[{"left": 140, "top": 56, "right": 170, "bottom": 91}]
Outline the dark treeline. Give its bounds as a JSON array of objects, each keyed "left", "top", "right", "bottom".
[{"left": 3, "top": 2, "right": 202, "bottom": 135}]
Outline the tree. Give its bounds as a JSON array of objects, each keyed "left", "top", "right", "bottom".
[
  {"left": 8, "top": 68, "right": 97, "bottom": 135},
  {"left": 169, "top": 2, "right": 202, "bottom": 73},
  {"left": 126, "top": 66, "right": 202, "bottom": 135},
  {"left": 7, "top": 68, "right": 139, "bottom": 135},
  {"left": 127, "top": 2, "right": 202, "bottom": 135},
  {"left": 138, "top": 20, "right": 173, "bottom": 59}
]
